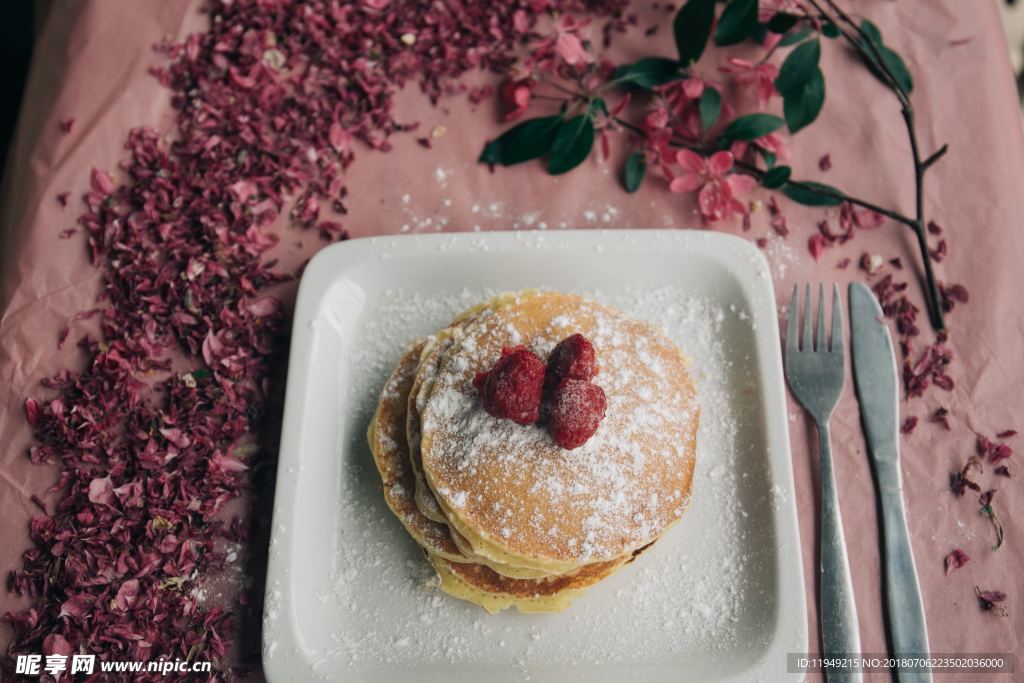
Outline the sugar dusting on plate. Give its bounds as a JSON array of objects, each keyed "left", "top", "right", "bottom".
[{"left": 267, "top": 283, "right": 780, "bottom": 677}]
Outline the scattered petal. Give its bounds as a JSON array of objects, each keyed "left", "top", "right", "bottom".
[{"left": 944, "top": 548, "right": 969, "bottom": 575}]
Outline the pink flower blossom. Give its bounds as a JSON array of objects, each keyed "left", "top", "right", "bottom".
[
  {"left": 720, "top": 57, "right": 780, "bottom": 109},
  {"left": 656, "top": 75, "right": 719, "bottom": 109},
  {"left": 682, "top": 77, "right": 705, "bottom": 100},
  {"left": 669, "top": 150, "right": 756, "bottom": 223},
  {"left": 555, "top": 32, "right": 589, "bottom": 65},
  {"left": 731, "top": 132, "right": 790, "bottom": 163},
  {"left": 500, "top": 78, "right": 534, "bottom": 121},
  {"left": 553, "top": 17, "right": 593, "bottom": 66},
  {"left": 644, "top": 102, "right": 670, "bottom": 130}
]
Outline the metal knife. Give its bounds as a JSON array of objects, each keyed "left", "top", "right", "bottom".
[{"left": 849, "top": 282, "right": 932, "bottom": 683}]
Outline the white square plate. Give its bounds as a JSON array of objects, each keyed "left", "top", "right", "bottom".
[{"left": 263, "top": 230, "right": 806, "bottom": 683}]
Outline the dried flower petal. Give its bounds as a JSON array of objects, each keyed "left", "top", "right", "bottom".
[
  {"left": 43, "top": 634, "right": 73, "bottom": 657},
  {"left": 944, "top": 548, "right": 969, "bottom": 575},
  {"left": 7, "top": 0, "right": 634, "bottom": 672},
  {"left": 975, "top": 586, "right": 1008, "bottom": 616},
  {"left": 950, "top": 456, "right": 983, "bottom": 497},
  {"left": 89, "top": 167, "right": 115, "bottom": 195},
  {"left": 808, "top": 233, "right": 828, "bottom": 261}
]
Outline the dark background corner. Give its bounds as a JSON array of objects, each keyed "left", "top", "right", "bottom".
[{"left": 0, "top": 2, "right": 50, "bottom": 168}]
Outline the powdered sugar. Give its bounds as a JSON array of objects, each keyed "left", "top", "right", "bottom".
[
  {"left": 304, "top": 282, "right": 778, "bottom": 676},
  {"left": 420, "top": 293, "right": 696, "bottom": 562}
]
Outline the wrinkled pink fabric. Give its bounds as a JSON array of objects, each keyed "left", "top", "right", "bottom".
[{"left": 0, "top": 1, "right": 1021, "bottom": 680}]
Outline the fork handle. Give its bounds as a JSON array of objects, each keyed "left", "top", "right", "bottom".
[{"left": 817, "top": 420, "right": 862, "bottom": 681}]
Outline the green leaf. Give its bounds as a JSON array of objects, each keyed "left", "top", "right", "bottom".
[
  {"left": 614, "top": 57, "right": 683, "bottom": 89},
  {"left": 752, "top": 22, "right": 768, "bottom": 45},
  {"left": 782, "top": 67, "right": 825, "bottom": 133},
  {"left": 760, "top": 150, "right": 777, "bottom": 168},
  {"left": 623, "top": 151, "right": 646, "bottom": 193},
  {"left": 821, "top": 22, "right": 840, "bottom": 38},
  {"left": 767, "top": 13, "right": 799, "bottom": 34},
  {"left": 779, "top": 26, "right": 813, "bottom": 47},
  {"left": 673, "top": 0, "right": 716, "bottom": 65},
  {"left": 714, "top": 0, "right": 758, "bottom": 46},
  {"left": 783, "top": 181, "right": 844, "bottom": 206},
  {"left": 720, "top": 113, "right": 784, "bottom": 142},
  {"left": 589, "top": 98, "right": 608, "bottom": 116},
  {"left": 877, "top": 46, "right": 913, "bottom": 93},
  {"left": 775, "top": 38, "right": 820, "bottom": 94},
  {"left": 548, "top": 116, "right": 595, "bottom": 175},
  {"left": 479, "top": 115, "right": 561, "bottom": 166},
  {"left": 761, "top": 165, "right": 791, "bottom": 189},
  {"left": 699, "top": 86, "right": 722, "bottom": 131},
  {"left": 857, "top": 19, "right": 913, "bottom": 94},
  {"left": 859, "top": 18, "right": 883, "bottom": 44}
]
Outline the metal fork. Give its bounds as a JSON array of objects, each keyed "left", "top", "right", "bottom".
[{"left": 785, "top": 284, "right": 861, "bottom": 681}]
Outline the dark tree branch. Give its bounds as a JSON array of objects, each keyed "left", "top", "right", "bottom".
[
  {"left": 805, "top": 0, "right": 946, "bottom": 330},
  {"left": 922, "top": 144, "right": 949, "bottom": 170}
]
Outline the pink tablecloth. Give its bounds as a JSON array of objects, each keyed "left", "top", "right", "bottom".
[{"left": 1, "top": 1, "right": 1022, "bottom": 680}]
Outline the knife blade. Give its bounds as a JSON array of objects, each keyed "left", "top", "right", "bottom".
[{"left": 849, "top": 282, "right": 932, "bottom": 683}]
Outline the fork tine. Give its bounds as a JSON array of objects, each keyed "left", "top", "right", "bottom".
[
  {"left": 816, "top": 284, "right": 826, "bottom": 352},
  {"left": 831, "top": 283, "right": 843, "bottom": 354},
  {"left": 786, "top": 285, "right": 799, "bottom": 353},
  {"left": 802, "top": 284, "right": 813, "bottom": 352}
]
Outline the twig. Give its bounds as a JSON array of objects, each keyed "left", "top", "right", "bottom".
[
  {"left": 733, "top": 159, "right": 915, "bottom": 227},
  {"left": 814, "top": 0, "right": 946, "bottom": 330},
  {"left": 922, "top": 143, "right": 949, "bottom": 170}
]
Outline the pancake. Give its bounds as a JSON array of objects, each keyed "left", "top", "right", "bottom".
[
  {"left": 409, "top": 333, "right": 469, "bottom": 524},
  {"left": 428, "top": 540, "right": 657, "bottom": 614},
  {"left": 405, "top": 298, "right": 569, "bottom": 578},
  {"left": 368, "top": 340, "right": 465, "bottom": 561},
  {"left": 372, "top": 332, "right": 565, "bottom": 579},
  {"left": 427, "top": 551, "right": 628, "bottom": 614},
  {"left": 407, "top": 295, "right": 517, "bottom": 525},
  {"left": 369, "top": 338, "right": 635, "bottom": 608},
  {"left": 419, "top": 291, "right": 699, "bottom": 574}
]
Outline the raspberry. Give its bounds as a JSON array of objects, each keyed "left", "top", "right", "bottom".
[
  {"left": 547, "top": 378, "right": 606, "bottom": 450},
  {"left": 474, "top": 346, "right": 546, "bottom": 425},
  {"left": 547, "top": 333, "right": 599, "bottom": 383}
]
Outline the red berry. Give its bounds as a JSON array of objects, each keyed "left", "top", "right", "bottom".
[
  {"left": 547, "top": 333, "right": 599, "bottom": 382},
  {"left": 547, "top": 378, "right": 606, "bottom": 449},
  {"left": 475, "top": 346, "right": 546, "bottom": 425}
]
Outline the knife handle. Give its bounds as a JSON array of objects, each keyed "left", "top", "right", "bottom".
[
  {"left": 817, "top": 421, "right": 862, "bottom": 682},
  {"left": 877, "top": 462, "right": 933, "bottom": 683}
]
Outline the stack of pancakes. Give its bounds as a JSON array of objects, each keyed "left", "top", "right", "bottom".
[{"left": 368, "top": 291, "right": 699, "bottom": 613}]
